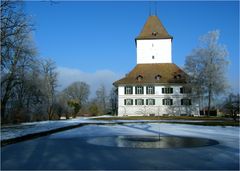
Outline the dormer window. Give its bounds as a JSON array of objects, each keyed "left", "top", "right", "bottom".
[
  {"left": 174, "top": 74, "right": 182, "bottom": 79},
  {"left": 152, "top": 56, "right": 155, "bottom": 59},
  {"left": 152, "top": 31, "right": 158, "bottom": 36},
  {"left": 136, "top": 75, "right": 143, "bottom": 81},
  {"left": 155, "top": 75, "right": 161, "bottom": 81}
]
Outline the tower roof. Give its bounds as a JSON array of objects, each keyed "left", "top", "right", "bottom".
[{"left": 136, "top": 15, "right": 173, "bottom": 40}]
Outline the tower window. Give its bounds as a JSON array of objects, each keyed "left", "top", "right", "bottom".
[
  {"left": 152, "top": 32, "right": 158, "bottom": 36},
  {"left": 152, "top": 56, "right": 155, "bottom": 59}
]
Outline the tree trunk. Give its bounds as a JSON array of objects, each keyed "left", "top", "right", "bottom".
[
  {"left": 207, "top": 88, "right": 212, "bottom": 117},
  {"left": 1, "top": 100, "right": 7, "bottom": 123}
]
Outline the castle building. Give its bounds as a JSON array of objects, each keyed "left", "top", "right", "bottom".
[{"left": 114, "top": 15, "right": 199, "bottom": 116}]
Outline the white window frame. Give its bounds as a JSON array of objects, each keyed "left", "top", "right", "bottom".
[
  {"left": 147, "top": 99, "right": 155, "bottom": 105},
  {"left": 162, "top": 87, "right": 173, "bottom": 94},
  {"left": 162, "top": 99, "right": 173, "bottom": 105},
  {"left": 135, "top": 86, "right": 144, "bottom": 94},
  {"left": 125, "top": 99, "right": 133, "bottom": 105},
  {"left": 135, "top": 99, "right": 144, "bottom": 105},
  {"left": 125, "top": 86, "right": 133, "bottom": 94},
  {"left": 146, "top": 86, "right": 155, "bottom": 94}
]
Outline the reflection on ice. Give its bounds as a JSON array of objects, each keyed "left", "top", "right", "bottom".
[{"left": 87, "top": 135, "right": 219, "bottom": 149}]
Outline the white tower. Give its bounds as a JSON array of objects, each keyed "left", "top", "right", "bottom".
[{"left": 136, "top": 15, "right": 173, "bottom": 64}]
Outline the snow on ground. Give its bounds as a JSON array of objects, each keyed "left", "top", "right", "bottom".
[
  {"left": 0, "top": 117, "right": 235, "bottom": 141},
  {"left": 0, "top": 117, "right": 112, "bottom": 140}
]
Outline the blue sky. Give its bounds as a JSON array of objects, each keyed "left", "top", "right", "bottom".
[{"left": 24, "top": 1, "right": 239, "bottom": 95}]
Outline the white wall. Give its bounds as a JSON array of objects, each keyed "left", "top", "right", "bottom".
[
  {"left": 136, "top": 39, "right": 172, "bottom": 64},
  {"left": 117, "top": 85, "right": 199, "bottom": 116}
]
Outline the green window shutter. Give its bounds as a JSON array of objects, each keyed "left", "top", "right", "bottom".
[
  {"left": 171, "top": 88, "right": 173, "bottom": 94},
  {"left": 153, "top": 99, "right": 155, "bottom": 105},
  {"left": 124, "top": 99, "right": 126, "bottom": 105},
  {"left": 189, "top": 99, "right": 192, "bottom": 105},
  {"left": 146, "top": 99, "right": 148, "bottom": 105},
  {"left": 124, "top": 87, "right": 126, "bottom": 94},
  {"left": 181, "top": 99, "right": 183, "bottom": 105},
  {"left": 170, "top": 99, "right": 173, "bottom": 105},
  {"left": 180, "top": 88, "right": 183, "bottom": 94},
  {"left": 162, "top": 88, "right": 164, "bottom": 94},
  {"left": 142, "top": 99, "right": 144, "bottom": 105},
  {"left": 135, "top": 99, "right": 137, "bottom": 105},
  {"left": 153, "top": 86, "right": 155, "bottom": 94}
]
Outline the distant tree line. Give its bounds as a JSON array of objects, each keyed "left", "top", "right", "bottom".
[{"left": 0, "top": 1, "right": 118, "bottom": 124}]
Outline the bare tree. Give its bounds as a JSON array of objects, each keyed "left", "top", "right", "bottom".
[
  {"left": 222, "top": 93, "right": 239, "bottom": 121},
  {"left": 63, "top": 81, "right": 90, "bottom": 117},
  {"left": 109, "top": 87, "right": 118, "bottom": 115},
  {"left": 41, "top": 59, "right": 58, "bottom": 120},
  {"left": 1, "top": 0, "right": 37, "bottom": 122},
  {"left": 96, "top": 84, "right": 109, "bottom": 115},
  {"left": 184, "top": 30, "right": 229, "bottom": 116}
]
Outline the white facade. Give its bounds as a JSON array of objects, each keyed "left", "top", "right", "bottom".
[
  {"left": 117, "top": 85, "right": 199, "bottom": 116},
  {"left": 136, "top": 39, "right": 172, "bottom": 64}
]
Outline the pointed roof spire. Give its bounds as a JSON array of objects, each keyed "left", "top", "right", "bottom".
[{"left": 136, "top": 15, "right": 173, "bottom": 40}]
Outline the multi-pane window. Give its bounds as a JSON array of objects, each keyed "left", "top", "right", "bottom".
[
  {"left": 162, "top": 87, "right": 173, "bottom": 94},
  {"left": 146, "top": 86, "right": 155, "bottom": 94},
  {"left": 181, "top": 99, "right": 191, "bottom": 105},
  {"left": 146, "top": 99, "right": 155, "bottom": 105},
  {"left": 135, "top": 99, "right": 144, "bottom": 105},
  {"left": 135, "top": 86, "right": 144, "bottom": 94},
  {"left": 180, "top": 87, "right": 192, "bottom": 94},
  {"left": 124, "top": 99, "right": 133, "bottom": 105},
  {"left": 162, "top": 99, "right": 173, "bottom": 105},
  {"left": 125, "top": 86, "right": 133, "bottom": 94}
]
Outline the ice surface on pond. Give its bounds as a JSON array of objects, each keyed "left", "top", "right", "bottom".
[
  {"left": 0, "top": 117, "right": 111, "bottom": 140},
  {"left": 49, "top": 123, "right": 239, "bottom": 148},
  {"left": 1, "top": 123, "right": 239, "bottom": 170},
  {"left": 87, "top": 135, "right": 219, "bottom": 148}
]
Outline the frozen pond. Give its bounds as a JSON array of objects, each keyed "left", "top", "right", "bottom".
[
  {"left": 1, "top": 123, "right": 239, "bottom": 170},
  {"left": 87, "top": 135, "right": 219, "bottom": 148}
]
